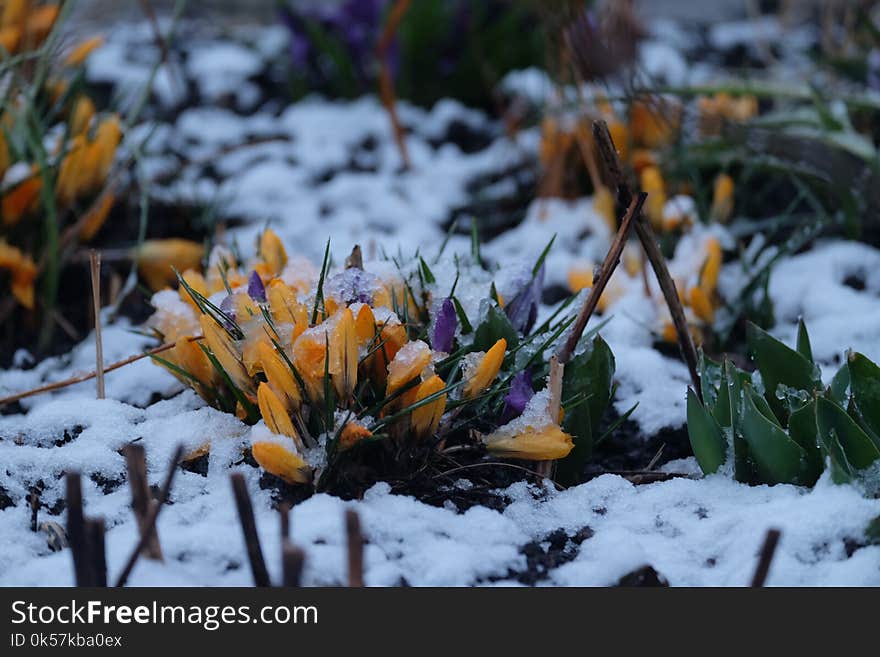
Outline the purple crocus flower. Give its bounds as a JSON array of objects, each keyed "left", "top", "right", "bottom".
[
  {"left": 248, "top": 271, "right": 267, "bottom": 303},
  {"left": 501, "top": 369, "right": 534, "bottom": 423},
  {"left": 219, "top": 294, "right": 237, "bottom": 331},
  {"left": 505, "top": 264, "right": 544, "bottom": 335},
  {"left": 431, "top": 298, "right": 457, "bottom": 353}
]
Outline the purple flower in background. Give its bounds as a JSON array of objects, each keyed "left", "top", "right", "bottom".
[
  {"left": 248, "top": 271, "right": 267, "bottom": 303},
  {"left": 501, "top": 369, "right": 534, "bottom": 423},
  {"left": 431, "top": 298, "right": 457, "bottom": 353},
  {"left": 505, "top": 264, "right": 544, "bottom": 335}
]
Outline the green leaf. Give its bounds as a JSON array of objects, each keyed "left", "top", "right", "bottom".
[
  {"left": 747, "top": 321, "right": 819, "bottom": 417},
  {"left": 739, "top": 386, "right": 807, "bottom": 485},
  {"left": 532, "top": 235, "right": 556, "bottom": 277},
  {"left": 816, "top": 396, "right": 880, "bottom": 470},
  {"left": 311, "top": 239, "right": 331, "bottom": 325},
  {"left": 687, "top": 388, "right": 727, "bottom": 475},
  {"left": 472, "top": 303, "right": 519, "bottom": 352},
  {"left": 828, "top": 360, "right": 850, "bottom": 406},
  {"left": 557, "top": 336, "right": 615, "bottom": 485},
  {"left": 698, "top": 351, "right": 722, "bottom": 414},
  {"left": 787, "top": 399, "right": 823, "bottom": 485},
  {"left": 796, "top": 318, "right": 813, "bottom": 363},
  {"left": 451, "top": 296, "right": 473, "bottom": 335},
  {"left": 847, "top": 352, "right": 880, "bottom": 449},
  {"left": 419, "top": 257, "right": 436, "bottom": 285}
]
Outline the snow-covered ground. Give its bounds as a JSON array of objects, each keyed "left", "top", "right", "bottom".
[{"left": 2, "top": 14, "right": 879, "bottom": 586}]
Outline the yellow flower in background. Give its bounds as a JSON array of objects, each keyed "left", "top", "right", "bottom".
[
  {"left": 177, "top": 269, "right": 208, "bottom": 311},
  {"left": 329, "top": 307, "right": 358, "bottom": 400},
  {"left": 354, "top": 303, "right": 376, "bottom": 346},
  {"left": 137, "top": 238, "right": 204, "bottom": 291},
  {"left": 699, "top": 238, "right": 722, "bottom": 294},
  {"left": 463, "top": 338, "right": 506, "bottom": 399},
  {"left": 592, "top": 185, "right": 616, "bottom": 232},
  {"left": 689, "top": 286, "right": 714, "bottom": 324},
  {"left": 70, "top": 96, "right": 95, "bottom": 136},
  {"left": 200, "top": 314, "right": 253, "bottom": 395},
  {"left": 56, "top": 134, "right": 86, "bottom": 207},
  {"left": 84, "top": 115, "right": 121, "bottom": 192},
  {"left": 0, "top": 239, "right": 37, "bottom": 309},
  {"left": 1, "top": 175, "right": 41, "bottom": 226},
  {"left": 386, "top": 339, "right": 431, "bottom": 396},
  {"left": 78, "top": 190, "right": 115, "bottom": 240},
  {"left": 710, "top": 173, "right": 734, "bottom": 224},
  {"left": 251, "top": 436, "right": 310, "bottom": 484},
  {"left": 640, "top": 165, "right": 666, "bottom": 230},
  {"left": 567, "top": 264, "right": 593, "bottom": 294},
  {"left": 65, "top": 35, "right": 104, "bottom": 67},
  {"left": 607, "top": 119, "right": 629, "bottom": 163},
  {"left": 483, "top": 424, "right": 574, "bottom": 460},
  {"left": 410, "top": 374, "right": 446, "bottom": 439},
  {"left": 259, "top": 228, "right": 287, "bottom": 275},
  {"left": 630, "top": 100, "right": 678, "bottom": 149}
]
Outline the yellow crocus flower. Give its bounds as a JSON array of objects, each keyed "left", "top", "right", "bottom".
[
  {"left": 483, "top": 424, "right": 574, "bottom": 461},
  {"left": 640, "top": 166, "right": 666, "bottom": 230},
  {"left": 463, "top": 338, "right": 506, "bottom": 399},
  {"left": 410, "top": 374, "right": 446, "bottom": 439},
  {"left": 251, "top": 435, "right": 310, "bottom": 485},
  {"left": 257, "top": 341, "right": 302, "bottom": 413},
  {"left": 329, "top": 307, "right": 358, "bottom": 400},
  {"left": 710, "top": 173, "right": 734, "bottom": 224},
  {"left": 200, "top": 314, "right": 253, "bottom": 395},
  {"left": 386, "top": 339, "right": 431, "bottom": 396},
  {"left": 136, "top": 238, "right": 204, "bottom": 291},
  {"left": 65, "top": 35, "right": 104, "bottom": 66}
]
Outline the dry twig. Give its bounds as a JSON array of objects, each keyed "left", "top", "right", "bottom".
[{"left": 230, "top": 473, "right": 271, "bottom": 587}]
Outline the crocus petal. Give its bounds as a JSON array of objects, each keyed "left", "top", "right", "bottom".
[
  {"left": 410, "top": 375, "right": 447, "bottom": 440},
  {"left": 431, "top": 298, "right": 456, "bottom": 353},
  {"left": 260, "top": 228, "right": 287, "bottom": 274},
  {"left": 386, "top": 340, "right": 432, "bottom": 396},
  {"left": 483, "top": 424, "right": 574, "bottom": 461},
  {"left": 200, "top": 314, "right": 253, "bottom": 394},
  {"left": 330, "top": 307, "right": 358, "bottom": 400},
  {"left": 339, "top": 421, "right": 372, "bottom": 451},
  {"left": 463, "top": 338, "right": 506, "bottom": 399},
  {"left": 251, "top": 438, "right": 310, "bottom": 484},
  {"left": 501, "top": 369, "right": 534, "bottom": 423},
  {"left": 505, "top": 264, "right": 544, "bottom": 334},
  {"left": 247, "top": 270, "right": 267, "bottom": 303}
]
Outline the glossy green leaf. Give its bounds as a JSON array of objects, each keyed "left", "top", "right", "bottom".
[
  {"left": 828, "top": 360, "right": 850, "bottom": 406},
  {"left": 739, "top": 386, "right": 807, "bottom": 485},
  {"left": 816, "top": 396, "right": 880, "bottom": 470},
  {"left": 747, "top": 321, "right": 819, "bottom": 416},
  {"left": 472, "top": 302, "right": 519, "bottom": 352},
  {"left": 557, "top": 336, "right": 615, "bottom": 484},
  {"left": 787, "top": 399, "right": 823, "bottom": 485},
  {"left": 847, "top": 352, "right": 880, "bottom": 449},
  {"left": 796, "top": 317, "right": 813, "bottom": 363},
  {"left": 687, "top": 388, "right": 727, "bottom": 475}
]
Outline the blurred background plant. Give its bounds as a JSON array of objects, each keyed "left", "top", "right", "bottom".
[{"left": 277, "top": 0, "right": 546, "bottom": 110}]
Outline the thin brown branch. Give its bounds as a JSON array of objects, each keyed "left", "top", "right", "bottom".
[
  {"left": 345, "top": 509, "right": 364, "bottom": 588},
  {"left": 433, "top": 462, "right": 567, "bottom": 491},
  {"left": 124, "top": 444, "right": 163, "bottom": 561},
  {"left": 557, "top": 192, "right": 646, "bottom": 364},
  {"left": 89, "top": 251, "right": 105, "bottom": 399},
  {"left": 750, "top": 528, "right": 782, "bottom": 587},
  {"left": 230, "top": 473, "right": 271, "bottom": 587},
  {"left": 376, "top": 0, "right": 412, "bottom": 170},
  {"left": 114, "top": 445, "right": 184, "bottom": 587},
  {"left": 591, "top": 119, "right": 701, "bottom": 398},
  {"left": 0, "top": 336, "right": 203, "bottom": 407}
]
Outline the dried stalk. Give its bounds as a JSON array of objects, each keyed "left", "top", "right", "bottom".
[
  {"left": 124, "top": 444, "right": 163, "bottom": 561},
  {"left": 556, "top": 192, "right": 646, "bottom": 364},
  {"left": 591, "top": 119, "right": 701, "bottom": 397},
  {"left": 230, "top": 473, "right": 271, "bottom": 587},
  {"left": 89, "top": 251, "right": 105, "bottom": 399},
  {"left": 750, "top": 528, "right": 781, "bottom": 587},
  {"left": 86, "top": 518, "right": 107, "bottom": 587},
  {"left": 65, "top": 473, "right": 92, "bottom": 586},
  {"left": 345, "top": 509, "right": 364, "bottom": 587},
  {"left": 0, "top": 336, "right": 203, "bottom": 407},
  {"left": 114, "top": 445, "right": 184, "bottom": 587},
  {"left": 281, "top": 541, "right": 305, "bottom": 587}
]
